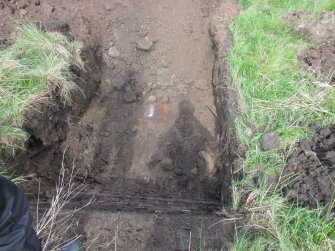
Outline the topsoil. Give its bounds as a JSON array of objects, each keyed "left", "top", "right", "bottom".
[
  {"left": 284, "top": 125, "right": 335, "bottom": 209},
  {"left": 0, "top": 0, "right": 240, "bottom": 250},
  {"left": 284, "top": 11, "right": 335, "bottom": 210}
]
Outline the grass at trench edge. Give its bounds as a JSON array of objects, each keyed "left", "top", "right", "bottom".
[{"left": 229, "top": 0, "right": 335, "bottom": 250}]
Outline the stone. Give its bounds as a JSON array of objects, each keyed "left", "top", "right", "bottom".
[
  {"left": 190, "top": 168, "right": 198, "bottom": 175},
  {"left": 123, "top": 85, "right": 137, "bottom": 103},
  {"left": 0, "top": 2, "right": 4, "bottom": 9},
  {"left": 147, "top": 95, "right": 157, "bottom": 103},
  {"left": 194, "top": 80, "right": 209, "bottom": 90},
  {"left": 100, "top": 130, "right": 111, "bottom": 137},
  {"left": 260, "top": 132, "right": 280, "bottom": 151},
  {"left": 137, "top": 24, "right": 150, "bottom": 37},
  {"left": 159, "top": 157, "right": 174, "bottom": 171},
  {"left": 197, "top": 150, "right": 214, "bottom": 172},
  {"left": 175, "top": 167, "right": 183, "bottom": 176},
  {"left": 136, "top": 36, "right": 154, "bottom": 51},
  {"left": 160, "top": 59, "right": 170, "bottom": 68},
  {"left": 287, "top": 189, "right": 297, "bottom": 200},
  {"left": 19, "top": 8, "right": 27, "bottom": 17},
  {"left": 34, "top": 0, "right": 40, "bottom": 6},
  {"left": 161, "top": 96, "right": 169, "bottom": 104},
  {"left": 108, "top": 47, "right": 121, "bottom": 59}
]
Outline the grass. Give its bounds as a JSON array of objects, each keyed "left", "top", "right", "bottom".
[
  {"left": 228, "top": 0, "right": 335, "bottom": 250},
  {"left": 0, "top": 22, "right": 84, "bottom": 152}
]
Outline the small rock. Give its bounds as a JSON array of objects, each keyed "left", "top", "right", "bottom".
[
  {"left": 160, "top": 59, "right": 170, "bottom": 68},
  {"left": 132, "top": 125, "right": 140, "bottom": 132},
  {"left": 100, "top": 130, "right": 111, "bottom": 137},
  {"left": 19, "top": 8, "right": 27, "bottom": 17},
  {"left": 246, "top": 127, "right": 253, "bottom": 138},
  {"left": 197, "top": 150, "right": 214, "bottom": 172},
  {"left": 260, "top": 132, "right": 280, "bottom": 151},
  {"left": 0, "top": 3, "right": 4, "bottom": 9},
  {"left": 252, "top": 171, "right": 277, "bottom": 190},
  {"left": 35, "top": 0, "right": 40, "bottom": 6},
  {"left": 161, "top": 96, "right": 169, "bottom": 104},
  {"left": 190, "top": 168, "right": 198, "bottom": 175},
  {"left": 159, "top": 157, "right": 174, "bottom": 171},
  {"left": 147, "top": 95, "right": 157, "bottom": 103},
  {"left": 105, "top": 78, "right": 112, "bottom": 87},
  {"left": 175, "top": 167, "right": 183, "bottom": 176},
  {"left": 108, "top": 47, "right": 121, "bottom": 59},
  {"left": 326, "top": 151, "right": 335, "bottom": 163},
  {"left": 194, "top": 80, "right": 209, "bottom": 90},
  {"left": 287, "top": 189, "right": 297, "bottom": 200},
  {"left": 137, "top": 24, "right": 150, "bottom": 37},
  {"left": 123, "top": 85, "right": 137, "bottom": 103},
  {"left": 136, "top": 36, "right": 154, "bottom": 51}
]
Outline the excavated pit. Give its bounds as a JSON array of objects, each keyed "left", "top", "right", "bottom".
[{"left": 1, "top": 0, "right": 240, "bottom": 249}]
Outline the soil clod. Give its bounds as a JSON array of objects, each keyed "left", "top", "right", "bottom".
[{"left": 260, "top": 132, "right": 280, "bottom": 151}]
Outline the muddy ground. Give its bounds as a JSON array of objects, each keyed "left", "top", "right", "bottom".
[{"left": 1, "top": 0, "right": 240, "bottom": 250}]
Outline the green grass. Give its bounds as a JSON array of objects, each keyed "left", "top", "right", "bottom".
[
  {"left": 229, "top": 0, "right": 335, "bottom": 250},
  {"left": 0, "top": 22, "right": 84, "bottom": 152}
]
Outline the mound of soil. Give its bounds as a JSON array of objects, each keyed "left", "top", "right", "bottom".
[
  {"left": 293, "top": 12, "right": 335, "bottom": 84},
  {"left": 298, "top": 42, "right": 335, "bottom": 84},
  {"left": 284, "top": 125, "right": 335, "bottom": 208}
]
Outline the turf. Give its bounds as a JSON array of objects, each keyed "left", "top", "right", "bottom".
[
  {"left": 0, "top": 22, "right": 84, "bottom": 179},
  {"left": 229, "top": 0, "right": 335, "bottom": 250},
  {"left": 0, "top": 23, "right": 83, "bottom": 151}
]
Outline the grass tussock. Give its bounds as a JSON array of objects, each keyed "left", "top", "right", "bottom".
[
  {"left": 229, "top": 0, "right": 335, "bottom": 250},
  {"left": 0, "top": 22, "right": 84, "bottom": 150}
]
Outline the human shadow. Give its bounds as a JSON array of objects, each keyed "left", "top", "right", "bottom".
[{"left": 149, "top": 100, "right": 221, "bottom": 199}]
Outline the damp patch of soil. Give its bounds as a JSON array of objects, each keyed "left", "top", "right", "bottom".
[{"left": 284, "top": 125, "right": 335, "bottom": 208}]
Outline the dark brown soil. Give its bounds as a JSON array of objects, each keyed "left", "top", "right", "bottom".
[
  {"left": 299, "top": 42, "right": 335, "bottom": 84},
  {"left": 0, "top": 0, "right": 240, "bottom": 250},
  {"left": 284, "top": 125, "right": 335, "bottom": 208},
  {"left": 292, "top": 12, "right": 335, "bottom": 84}
]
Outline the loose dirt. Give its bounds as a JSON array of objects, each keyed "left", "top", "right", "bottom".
[
  {"left": 284, "top": 125, "right": 335, "bottom": 209},
  {"left": 1, "top": 0, "right": 240, "bottom": 249}
]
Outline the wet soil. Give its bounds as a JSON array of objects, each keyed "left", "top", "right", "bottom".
[{"left": 0, "top": 0, "right": 240, "bottom": 249}]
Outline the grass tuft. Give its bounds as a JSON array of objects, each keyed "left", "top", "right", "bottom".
[{"left": 0, "top": 22, "right": 84, "bottom": 151}]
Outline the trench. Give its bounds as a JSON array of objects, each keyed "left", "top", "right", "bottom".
[{"left": 13, "top": 0, "right": 240, "bottom": 249}]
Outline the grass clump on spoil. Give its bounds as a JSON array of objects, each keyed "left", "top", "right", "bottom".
[
  {"left": 0, "top": 22, "right": 84, "bottom": 151},
  {"left": 229, "top": 0, "right": 335, "bottom": 250}
]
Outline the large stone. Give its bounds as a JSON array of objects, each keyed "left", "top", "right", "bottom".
[{"left": 260, "top": 132, "right": 280, "bottom": 151}]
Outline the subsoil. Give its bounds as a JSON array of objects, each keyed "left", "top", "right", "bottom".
[{"left": 0, "top": 0, "right": 240, "bottom": 250}]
